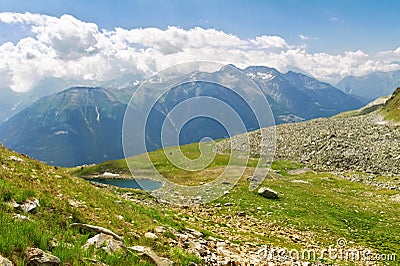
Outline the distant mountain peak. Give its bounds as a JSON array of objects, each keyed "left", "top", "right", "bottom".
[
  {"left": 336, "top": 69, "right": 400, "bottom": 100},
  {"left": 0, "top": 66, "right": 363, "bottom": 166}
]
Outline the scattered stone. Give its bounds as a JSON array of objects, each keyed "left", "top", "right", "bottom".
[
  {"left": 221, "top": 181, "right": 231, "bottom": 185},
  {"left": 68, "top": 199, "right": 86, "bottom": 208},
  {"left": 69, "top": 223, "right": 122, "bottom": 241},
  {"left": 12, "top": 214, "right": 29, "bottom": 221},
  {"left": 175, "top": 233, "right": 189, "bottom": 241},
  {"left": 214, "top": 203, "right": 222, "bottom": 207},
  {"left": 102, "top": 172, "right": 120, "bottom": 178},
  {"left": 216, "top": 114, "right": 400, "bottom": 178},
  {"left": 186, "top": 228, "right": 203, "bottom": 238},
  {"left": 257, "top": 187, "right": 279, "bottom": 199},
  {"left": 155, "top": 226, "right": 167, "bottom": 234},
  {"left": 236, "top": 211, "right": 245, "bottom": 217},
  {"left": 9, "top": 156, "right": 23, "bottom": 162},
  {"left": 82, "top": 258, "right": 108, "bottom": 266},
  {"left": 0, "top": 255, "right": 13, "bottom": 266},
  {"left": 144, "top": 232, "right": 158, "bottom": 239},
  {"left": 19, "top": 198, "right": 40, "bottom": 213},
  {"left": 224, "top": 202, "right": 233, "bottom": 207},
  {"left": 83, "top": 233, "right": 126, "bottom": 254},
  {"left": 25, "top": 247, "right": 60, "bottom": 266},
  {"left": 129, "top": 246, "right": 174, "bottom": 266}
]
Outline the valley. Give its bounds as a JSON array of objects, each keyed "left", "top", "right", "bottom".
[
  {"left": 44, "top": 91, "right": 400, "bottom": 265},
  {"left": 1, "top": 130, "right": 400, "bottom": 265},
  {"left": 0, "top": 70, "right": 399, "bottom": 265}
]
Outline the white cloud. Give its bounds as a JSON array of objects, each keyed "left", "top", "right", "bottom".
[
  {"left": 299, "top": 34, "right": 317, "bottom": 41},
  {"left": 0, "top": 12, "right": 400, "bottom": 92},
  {"left": 249, "top": 35, "right": 289, "bottom": 49}
]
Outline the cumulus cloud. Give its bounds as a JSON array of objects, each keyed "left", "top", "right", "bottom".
[
  {"left": 249, "top": 35, "right": 289, "bottom": 49},
  {"left": 0, "top": 12, "right": 400, "bottom": 92}
]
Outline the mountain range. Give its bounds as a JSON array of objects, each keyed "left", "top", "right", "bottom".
[
  {"left": 336, "top": 69, "right": 400, "bottom": 100},
  {"left": 0, "top": 65, "right": 365, "bottom": 166},
  {"left": 0, "top": 87, "right": 132, "bottom": 166}
]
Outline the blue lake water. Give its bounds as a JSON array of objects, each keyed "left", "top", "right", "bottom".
[{"left": 91, "top": 178, "right": 162, "bottom": 191}]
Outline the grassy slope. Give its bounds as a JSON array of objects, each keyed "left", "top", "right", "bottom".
[
  {"left": 0, "top": 145, "right": 202, "bottom": 265},
  {"left": 74, "top": 145, "right": 400, "bottom": 265},
  {"left": 382, "top": 87, "right": 400, "bottom": 122}
]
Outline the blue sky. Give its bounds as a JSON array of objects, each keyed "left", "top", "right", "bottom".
[
  {"left": 1, "top": 0, "right": 400, "bottom": 92},
  {"left": 1, "top": 0, "right": 399, "bottom": 54}
]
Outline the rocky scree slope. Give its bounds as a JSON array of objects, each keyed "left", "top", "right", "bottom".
[{"left": 217, "top": 113, "right": 400, "bottom": 176}]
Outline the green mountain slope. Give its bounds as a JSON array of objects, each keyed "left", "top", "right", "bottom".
[
  {"left": 382, "top": 87, "right": 400, "bottom": 121},
  {"left": 74, "top": 141, "right": 400, "bottom": 265},
  {"left": 0, "top": 144, "right": 202, "bottom": 265}
]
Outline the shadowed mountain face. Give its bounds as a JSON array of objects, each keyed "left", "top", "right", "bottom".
[
  {"left": 0, "top": 87, "right": 131, "bottom": 166},
  {"left": 0, "top": 77, "right": 85, "bottom": 124},
  {"left": 0, "top": 66, "right": 363, "bottom": 166},
  {"left": 336, "top": 69, "right": 400, "bottom": 100}
]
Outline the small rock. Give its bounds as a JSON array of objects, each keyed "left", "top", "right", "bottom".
[
  {"left": 155, "top": 226, "right": 166, "bottom": 234},
  {"left": 82, "top": 258, "right": 108, "bottom": 266},
  {"left": 214, "top": 203, "right": 222, "bottom": 207},
  {"left": 83, "top": 233, "right": 126, "bottom": 254},
  {"left": 9, "top": 156, "right": 23, "bottom": 162},
  {"left": 0, "top": 255, "right": 13, "bottom": 266},
  {"left": 175, "top": 233, "right": 189, "bottom": 241},
  {"left": 130, "top": 246, "right": 174, "bottom": 266},
  {"left": 25, "top": 247, "right": 60, "bottom": 266},
  {"left": 102, "top": 172, "right": 120, "bottom": 177},
  {"left": 144, "top": 232, "right": 158, "bottom": 239},
  {"left": 68, "top": 199, "right": 86, "bottom": 208},
  {"left": 20, "top": 198, "right": 40, "bottom": 213},
  {"left": 236, "top": 211, "right": 245, "bottom": 217},
  {"left": 257, "top": 187, "right": 279, "bottom": 199},
  {"left": 12, "top": 214, "right": 29, "bottom": 221},
  {"left": 224, "top": 202, "right": 233, "bottom": 207},
  {"left": 186, "top": 228, "right": 203, "bottom": 238}
]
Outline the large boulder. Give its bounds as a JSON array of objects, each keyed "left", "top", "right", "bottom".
[
  {"left": 83, "top": 233, "right": 126, "bottom": 254},
  {"left": 257, "top": 187, "right": 279, "bottom": 199},
  {"left": 25, "top": 247, "right": 60, "bottom": 266}
]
